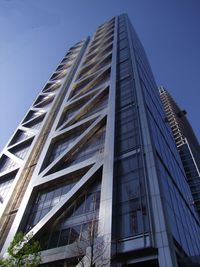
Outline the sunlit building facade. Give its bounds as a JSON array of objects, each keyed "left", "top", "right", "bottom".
[{"left": 0, "top": 14, "right": 200, "bottom": 267}]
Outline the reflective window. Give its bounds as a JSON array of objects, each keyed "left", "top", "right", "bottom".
[
  {"left": 116, "top": 77, "right": 135, "bottom": 108},
  {"left": 59, "top": 98, "right": 92, "bottom": 127},
  {"left": 63, "top": 126, "right": 106, "bottom": 168},
  {"left": 119, "top": 31, "right": 126, "bottom": 40},
  {"left": 119, "top": 179, "right": 140, "bottom": 202},
  {"left": 118, "top": 48, "right": 129, "bottom": 62},
  {"left": 118, "top": 25, "right": 126, "bottom": 34},
  {"left": 26, "top": 176, "right": 80, "bottom": 231},
  {"left": 0, "top": 156, "right": 18, "bottom": 173},
  {"left": 48, "top": 135, "right": 79, "bottom": 164},
  {"left": 113, "top": 153, "right": 149, "bottom": 239},
  {"left": 0, "top": 173, "right": 15, "bottom": 203},
  {"left": 38, "top": 179, "right": 101, "bottom": 250},
  {"left": 69, "top": 225, "right": 81, "bottom": 244},
  {"left": 115, "top": 107, "right": 139, "bottom": 154},
  {"left": 9, "top": 130, "right": 32, "bottom": 145},
  {"left": 11, "top": 141, "right": 32, "bottom": 160},
  {"left": 118, "top": 60, "right": 132, "bottom": 78},
  {"left": 23, "top": 111, "right": 40, "bottom": 122},
  {"left": 119, "top": 38, "right": 128, "bottom": 50},
  {"left": 44, "top": 121, "right": 95, "bottom": 170},
  {"left": 118, "top": 198, "right": 148, "bottom": 238},
  {"left": 58, "top": 228, "right": 70, "bottom": 247},
  {"left": 25, "top": 116, "right": 44, "bottom": 130},
  {"left": 80, "top": 94, "right": 108, "bottom": 120},
  {"left": 113, "top": 24, "right": 150, "bottom": 240},
  {"left": 39, "top": 100, "right": 53, "bottom": 109}
]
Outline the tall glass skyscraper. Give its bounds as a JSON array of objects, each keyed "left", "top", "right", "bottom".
[{"left": 0, "top": 14, "right": 200, "bottom": 267}]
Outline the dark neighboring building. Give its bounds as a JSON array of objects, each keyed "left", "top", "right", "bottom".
[
  {"left": 0, "top": 14, "right": 200, "bottom": 267},
  {"left": 159, "top": 86, "right": 200, "bottom": 216}
]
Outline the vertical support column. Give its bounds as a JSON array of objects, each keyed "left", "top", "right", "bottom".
[
  {"left": 97, "top": 17, "right": 118, "bottom": 266},
  {"left": 125, "top": 15, "right": 178, "bottom": 267}
]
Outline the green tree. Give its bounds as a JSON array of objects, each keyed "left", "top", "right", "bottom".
[{"left": 0, "top": 232, "right": 41, "bottom": 267}]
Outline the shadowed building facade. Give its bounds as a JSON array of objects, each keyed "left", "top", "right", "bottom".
[{"left": 0, "top": 14, "right": 200, "bottom": 267}]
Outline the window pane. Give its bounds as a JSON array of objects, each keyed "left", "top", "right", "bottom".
[
  {"left": 73, "top": 196, "right": 85, "bottom": 216},
  {"left": 49, "top": 231, "right": 60, "bottom": 249},
  {"left": 69, "top": 225, "right": 81, "bottom": 244},
  {"left": 85, "top": 193, "right": 95, "bottom": 212}
]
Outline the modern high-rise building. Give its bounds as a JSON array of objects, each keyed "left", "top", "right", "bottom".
[
  {"left": 159, "top": 86, "right": 200, "bottom": 217},
  {"left": 0, "top": 14, "right": 200, "bottom": 267}
]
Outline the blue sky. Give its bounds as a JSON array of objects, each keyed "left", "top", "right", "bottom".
[{"left": 0, "top": 0, "right": 200, "bottom": 150}]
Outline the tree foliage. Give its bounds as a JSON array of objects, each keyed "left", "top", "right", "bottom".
[{"left": 0, "top": 232, "right": 41, "bottom": 267}]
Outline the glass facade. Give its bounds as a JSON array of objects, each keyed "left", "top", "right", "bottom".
[
  {"left": 11, "top": 141, "right": 32, "bottom": 160},
  {"left": 9, "top": 130, "right": 32, "bottom": 145},
  {"left": 23, "top": 114, "right": 45, "bottom": 130},
  {"left": 25, "top": 175, "right": 81, "bottom": 231},
  {"left": 71, "top": 70, "right": 110, "bottom": 100},
  {"left": 114, "top": 154, "right": 149, "bottom": 239},
  {"left": 64, "top": 125, "right": 105, "bottom": 167},
  {"left": 80, "top": 94, "right": 108, "bottom": 120},
  {"left": 127, "top": 17, "right": 200, "bottom": 256},
  {"left": 0, "top": 155, "right": 18, "bottom": 173},
  {"left": 58, "top": 96, "right": 94, "bottom": 127},
  {"left": 0, "top": 179, "right": 14, "bottom": 202},
  {"left": 44, "top": 121, "right": 94, "bottom": 167},
  {"left": 113, "top": 16, "right": 150, "bottom": 243},
  {"left": 38, "top": 176, "right": 101, "bottom": 250},
  {"left": 0, "top": 172, "right": 16, "bottom": 204}
]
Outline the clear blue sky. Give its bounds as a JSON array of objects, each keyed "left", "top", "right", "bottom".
[{"left": 0, "top": 0, "right": 200, "bottom": 150}]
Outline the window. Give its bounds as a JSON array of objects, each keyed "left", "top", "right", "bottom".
[
  {"left": 118, "top": 60, "right": 131, "bottom": 78},
  {"left": 115, "top": 106, "right": 139, "bottom": 154},
  {"left": 0, "top": 175, "right": 15, "bottom": 202},
  {"left": 118, "top": 25, "right": 126, "bottom": 34},
  {"left": 46, "top": 121, "right": 94, "bottom": 167},
  {"left": 80, "top": 95, "right": 108, "bottom": 120},
  {"left": 119, "top": 179, "right": 140, "bottom": 202},
  {"left": 48, "top": 231, "right": 60, "bottom": 249},
  {"left": 114, "top": 153, "right": 149, "bottom": 239},
  {"left": 118, "top": 38, "right": 128, "bottom": 50},
  {"left": 81, "top": 221, "right": 93, "bottom": 241},
  {"left": 118, "top": 198, "right": 148, "bottom": 238},
  {"left": 116, "top": 77, "right": 135, "bottom": 108},
  {"left": 25, "top": 177, "right": 79, "bottom": 231},
  {"left": 9, "top": 130, "right": 32, "bottom": 145},
  {"left": 119, "top": 31, "right": 126, "bottom": 40},
  {"left": 59, "top": 99, "right": 90, "bottom": 126},
  {"left": 64, "top": 126, "right": 106, "bottom": 167},
  {"left": 58, "top": 228, "right": 70, "bottom": 246},
  {"left": 11, "top": 142, "right": 31, "bottom": 160},
  {"left": 0, "top": 156, "right": 18, "bottom": 173},
  {"left": 73, "top": 195, "right": 85, "bottom": 216},
  {"left": 38, "top": 179, "right": 101, "bottom": 250},
  {"left": 69, "top": 225, "right": 81, "bottom": 243},
  {"left": 85, "top": 193, "right": 95, "bottom": 212},
  {"left": 117, "top": 154, "right": 141, "bottom": 180},
  {"left": 118, "top": 48, "right": 129, "bottom": 62},
  {"left": 27, "top": 119, "right": 43, "bottom": 130}
]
